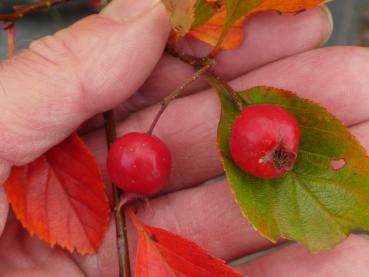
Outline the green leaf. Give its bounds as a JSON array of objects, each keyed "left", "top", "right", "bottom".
[
  {"left": 161, "top": 0, "right": 197, "bottom": 36},
  {"left": 225, "top": 0, "right": 260, "bottom": 25},
  {"left": 215, "top": 0, "right": 261, "bottom": 49},
  {"left": 191, "top": 0, "right": 217, "bottom": 30},
  {"left": 214, "top": 82, "right": 369, "bottom": 253}
]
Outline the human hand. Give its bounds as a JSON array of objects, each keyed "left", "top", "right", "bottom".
[{"left": 0, "top": 0, "right": 367, "bottom": 276}]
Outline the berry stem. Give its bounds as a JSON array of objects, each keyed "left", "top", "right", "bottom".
[
  {"left": 103, "top": 110, "right": 131, "bottom": 277},
  {"left": 147, "top": 53, "right": 216, "bottom": 134},
  {"left": 0, "top": 0, "right": 70, "bottom": 29},
  {"left": 203, "top": 71, "right": 244, "bottom": 111},
  {"left": 166, "top": 47, "right": 245, "bottom": 111}
]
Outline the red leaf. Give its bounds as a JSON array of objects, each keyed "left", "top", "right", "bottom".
[
  {"left": 4, "top": 133, "right": 110, "bottom": 255},
  {"left": 189, "top": 0, "right": 329, "bottom": 49},
  {"left": 251, "top": 0, "right": 330, "bottom": 13},
  {"left": 129, "top": 208, "right": 241, "bottom": 276}
]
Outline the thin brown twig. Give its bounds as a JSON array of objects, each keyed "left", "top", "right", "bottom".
[
  {"left": 103, "top": 111, "right": 131, "bottom": 277},
  {"left": 166, "top": 48, "right": 244, "bottom": 111},
  {"left": 202, "top": 71, "right": 244, "bottom": 111},
  {"left": 147, "top": 57, "right": 216, "bottom": 134},
  {"left": 0, "top": 0, "right": 70, "bottom": 29},
  {"left": 2, "top": 0, "right": 128, "bottom": 274}
]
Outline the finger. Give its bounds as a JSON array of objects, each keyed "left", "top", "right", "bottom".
[
  {"left": 75, "top": 123, "right": 369, "bottom": 274},
  {"left": 73, "top": 218, "right": 118, "bottom": 276},
  {"left": 230, "top": 46, "right": 369, "bottom": 126},
  {"left": 83, "top": 90, "right": 222, "bottom": 193},
  {"left": 77, "top": 180, "right": 281, "bottom": 275},
  {"left": 84, "top": 46, "right": 369, "bottom": 194},
  {"left": 123, "top": 6, "right": 333, "bottom": 113},
  {"left": 123, "top": 116, "right": 369, "bottom": 262},
  {"left": 130, "top": 179, "right": 283, "bottom": 262},
  {"left": 350, "top": 121, "right": 369, "bottom": 150},
  {"left": 51, "top": 117, "right": 369, "bottom": 276},
  {"left": 81, "top": 6, "right": 333, "bottom": 134},
  {"left": 0, "top": 186, "right": 8, "bottom": 236},
  {"left": 0, "top": 213, "right": 84, "bottom": 276},
  {"left": 80, "top": 47, "right": 369, "bottom": 274},
  {"left": 0, "top": 0, "right": 170, "bottom": 182},
  {"left": 81, "top": 6, "right": 333, "bottom": 133},
  {"left": 237, "top": 235, "right": 369, "bottom": 276}
]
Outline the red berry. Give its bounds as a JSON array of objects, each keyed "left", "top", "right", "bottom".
[
  {"left": 107, "top": 132, "right": 171, "bottom": 195},
  {"left": 229, "top": 104, "right": 300, "bottom": 179}
]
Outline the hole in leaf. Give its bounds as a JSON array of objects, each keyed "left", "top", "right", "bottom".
[{"left": 331, "top": 159, "right": 346, "bottom": 171}]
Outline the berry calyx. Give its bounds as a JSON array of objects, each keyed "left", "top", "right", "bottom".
[
  {"left": 229, "top": 104, "right": 300, "bottom": 179},
  {"left": 107, "top": 132, "right": 172, "bottom": 195}
]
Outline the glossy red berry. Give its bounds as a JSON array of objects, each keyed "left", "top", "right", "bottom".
[
  {"left": 229, "top": 104, "right": 300, "bottom": 179},
  {"left": 107, "top": 132, "right": 171, "bottom": 195}
]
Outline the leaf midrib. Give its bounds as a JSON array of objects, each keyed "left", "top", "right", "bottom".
[{"left": 50, "top": 165, "right": 95, "bottom": 251}]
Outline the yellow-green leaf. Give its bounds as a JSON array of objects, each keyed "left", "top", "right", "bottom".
[
  {"left": 161, "top": 0, "right": 197, "bottom": 36},
  {"left": 213, "top": 0, "right": 330, "bottom": 50},
  {"left": 192, "top": 0, "right": 218, "bottom": 30},
  {"left": 215, "top": 0, "right": 260, "bottom": 49}
]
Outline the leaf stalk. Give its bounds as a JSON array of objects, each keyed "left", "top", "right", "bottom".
[
  {"left": 166, "top": 48, "right": 244, "bottom": 111},
  {"left": 147, "top": 56, "right": 216, "bottom": 134}
]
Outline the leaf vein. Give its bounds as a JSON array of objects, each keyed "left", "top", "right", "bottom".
[
  {"left": 295, "top": 178, "right": 347, "bottom": 235},
  {"left": 51, "top": 167, "right": 94, "bottom": 251}
]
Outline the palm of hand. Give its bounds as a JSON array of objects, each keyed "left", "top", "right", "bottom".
[{"left": 0, "top": 2, "right": 368, "bottom": 276}]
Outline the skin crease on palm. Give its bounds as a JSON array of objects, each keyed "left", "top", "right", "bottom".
[{"left": 2, "top": 0, "right": 369, "bottom": 276}]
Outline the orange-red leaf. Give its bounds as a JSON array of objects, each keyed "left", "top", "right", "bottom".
[
  {"left": 189, "top": 8, "right": 244, "bottom": 49},
  {"left": 251, "top": 0, "right": 330, "bottom": 13},
  {"left": 4, "top": 133, "right": 109, "bottom": 255},
  {"left": 129, "top": 208, "right": 241, "bottom": 277},
  {"left": 189, "top": 0, "right": 330, "bottom": 49}
]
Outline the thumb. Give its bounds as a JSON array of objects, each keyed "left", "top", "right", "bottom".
[
  {"left": 0, "top": 0, "right": 170, "bottom": 180},
  {"left": 0, "top": 0, "right": 169, "bottom": 237}
]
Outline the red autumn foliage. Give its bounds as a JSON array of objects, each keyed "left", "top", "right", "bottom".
[
  {"left": 189, "top": 0, "right": 329, "bottom": 49},
  {"left": 129, "top": 208, "right": 241, "bottom": 276},
  {"left": 4, "top": 133, "right": 110, "bottom": 255},
  {"left": 189, "top": 9, "right": 245, "bottom": 49}
]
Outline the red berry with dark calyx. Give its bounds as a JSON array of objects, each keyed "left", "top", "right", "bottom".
[
  {"left": 229, "top": 104, "right": 300, "bottom": 179},
  {"left": 107, "top": 132, "right": 172, "bottom": 195}
]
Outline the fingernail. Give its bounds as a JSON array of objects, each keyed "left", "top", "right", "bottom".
[
  {"left": 101, "top": 0, "right": 161, "bottom": 22},
  {"left": 358, "top": 233, "right": 369, "bottom": 240},
  {"left": 319, "top": 5, "right": 334, "bottom": 46}
]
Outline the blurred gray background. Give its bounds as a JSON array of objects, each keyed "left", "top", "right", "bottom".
[
  {"left": 0, "top": 0, "right": 369, "bottom": 59},
  {"left": 329, "top": 0, "right": 369, "bottom": 45},
  {"left": 0, "top": 0, "right": 95, "bottom": 58}
]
